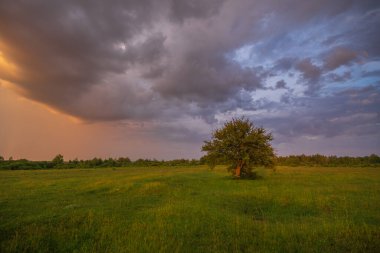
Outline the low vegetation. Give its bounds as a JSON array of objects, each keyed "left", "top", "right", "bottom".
[
  {"left": 0, "top": 166, "right": 379, "bottom": 252},
  {"left": 1, "top": 154, "right": 379, "bottom": 170},
  {"left": 0, "top": 156, "right": 201, "bottom": 170},
  {"left": 276, "top": 154, "right": 380, "bottom": 167}
]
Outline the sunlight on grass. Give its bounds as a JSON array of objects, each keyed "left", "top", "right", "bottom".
[{"left": 0, "top": 166, "right": 379, "bottom": 252}]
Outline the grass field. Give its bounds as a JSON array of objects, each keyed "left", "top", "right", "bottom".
[{"left": 0, "top": 166, "right": 379, "bottom": 252}]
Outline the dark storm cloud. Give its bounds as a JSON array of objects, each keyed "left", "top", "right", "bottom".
[
  {"left": 273, "top": 57, "right": 296, "bottom": 72},
  {"left": 126, "top": 33, "right": 167, "bottom": 65},
  {"left": 275, "top": 80, "right": 287, "bottom": 89},
  {"left": 155, "top": 58, "right": 263, "bottom": 103},
  {"left": 0, "top": 0, "right": 161, "bottom": 112},
  {"left": 295, "top": 58, "right": 322, "bottom": 82},
  {"left": 168, "top": 0, "right": 225, "bottom": 23},
  {"left": 257, "top": 85, "right": 380, "bottom": 140},
  {"left": 295, "top": 58, "right": 322, "bottom": 93},
  {"left": 0, "top": 0, "right": 379, "bottom": 142},
  {"left": 0, "top": 0, "right": 265, "bottom": 121},
  {"left": 323, "top": 47, "right": 362, "bottom": 71},
  {"left": 324, "top": 7, "right": 380, "bottom": 56}
]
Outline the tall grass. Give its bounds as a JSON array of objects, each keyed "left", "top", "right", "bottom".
[{"left": 0, "top": 166, "right": 379, "bottom": 252}]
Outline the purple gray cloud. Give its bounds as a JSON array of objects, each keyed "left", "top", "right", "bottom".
[{"left": 0, "top": 0, "right": 379, "bottom": 156}]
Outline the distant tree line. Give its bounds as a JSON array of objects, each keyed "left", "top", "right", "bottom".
[
  {"left": 0, "top": 154, "right": 379, "bottom": 170},
  {"left": 0, "top": 154, "right": 201, "bottom": 170},
  {"left": 275, "top": 154, "right": 380, "bottom": 167}
]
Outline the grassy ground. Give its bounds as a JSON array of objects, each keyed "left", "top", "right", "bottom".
[{"left": 0, "top": 166, "right": 379, "bottom": 253}]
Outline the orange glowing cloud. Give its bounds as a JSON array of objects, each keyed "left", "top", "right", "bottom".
[{"left": 0, "top": 50, "right": 20, "bottom": 80}]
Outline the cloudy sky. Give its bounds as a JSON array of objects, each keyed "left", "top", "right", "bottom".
[{"left": 0, "top": 0, "right": 379, "bottom": 160}]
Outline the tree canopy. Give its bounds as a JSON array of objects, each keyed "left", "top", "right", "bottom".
[
  {"left": 52, "top": 154, "right": 64, "bottom": 165},
  {"left": 202, "top": 118, "right": 275, "bottom": 178}
]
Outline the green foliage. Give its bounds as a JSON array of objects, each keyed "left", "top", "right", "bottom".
[
  {"left": 52, "top": 154, "right": 64, "bottom": 166},
  {"left": 202, "top": 117, "right": 275, "bottom": 178},
  {"left": 276, "top": 154, "right": 380, "bottom": 167},
  {"left": 0, "top": 156, "right": 201, "bottom": 170},
  {"left": 0, "top": 153, "right": 379, "bottom": 171}
]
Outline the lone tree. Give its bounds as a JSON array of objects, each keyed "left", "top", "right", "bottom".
[
  {"left": 52, "top": 154, "right": 64, "bottom": 165},
  {"left": 202, "top": 118, "right": 275, "bottom": 178}
]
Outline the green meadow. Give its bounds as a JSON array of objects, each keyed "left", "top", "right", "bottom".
[{"left": 0, "top": 166, "right": 379, "bottom": 253}]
